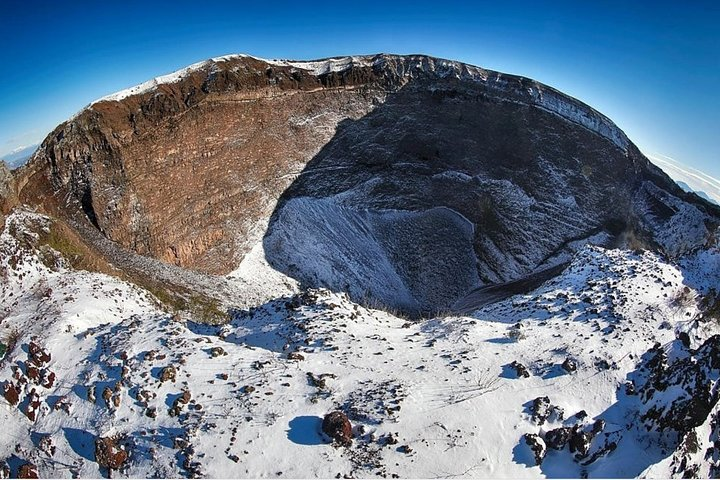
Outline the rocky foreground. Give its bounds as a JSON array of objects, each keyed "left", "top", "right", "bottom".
[{"left": 0, "top": 209, "right": 719, "bottom": 478}]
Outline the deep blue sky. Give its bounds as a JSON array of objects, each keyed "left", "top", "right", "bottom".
[{"left": 1, "top": 1, "right": 718, "bottom": 179}]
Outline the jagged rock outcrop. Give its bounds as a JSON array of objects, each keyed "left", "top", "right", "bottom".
[
  {"left": 637, "top": 335, "right": 720, "bottom": 434},
  {"left": 8, "top": 54, "right": 720, "bottom": 315}
]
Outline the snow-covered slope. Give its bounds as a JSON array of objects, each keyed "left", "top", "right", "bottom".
[{"left": 1, "top": 209, "right": 719, "bottom": 478}]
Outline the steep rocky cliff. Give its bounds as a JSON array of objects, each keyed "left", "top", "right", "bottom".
[{"left": 10, "top": 54, "right": 720, "bottom": 314}]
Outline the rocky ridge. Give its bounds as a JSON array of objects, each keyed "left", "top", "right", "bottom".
[{"left": 3, "top": 53, "right": 718, "bottom": 316}]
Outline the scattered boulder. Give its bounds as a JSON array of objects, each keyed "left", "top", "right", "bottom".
[
  {"left": 170, "top": 390, "right": 192, "bottom": 417},
  {"left": 173, "top": 437, "right": 189, "bottom": 450},
  {"left": 160, "top": 366, "right": 177, "bottom": 383},
  {"left": 594, "top": 359, "right": 611, "bottom": 371},
  {"left": 523, "top": 433, "right": 547, "bottom": 465},
  {"left": 287, "top": 352, "right": 305, "bottom": 361},
  {"left": 39, "top": 370, "right": 55, "bottom": 389},
  {"left": 143, "top": 350, "right": 158, "bottom": 362},
  {"left": 509, "top": 361, "right": 530, "bottom": 378},
  {"left": 529, "top": 396, "right": 562, "bottom": 425},
  {"left": 102, "top": 387, "right": 113, "bottom": 408},
  {"left": 307, "top": 372, "right": 335, "bottom": 390},
  {"left": 3, "top": 382, "right": 19, "bottom": 406},
  {"left": 544, "top": 426, "right": 572, "bottom": 450},
  {"left": 591, "top": 419, "right": 606, "bottom": 434},
  {"left": 523, "top": 414, "right": 616, "bottom": 468},
  {"left": 568, "top": 426, "right": 593, "bottom": 459},
  {"left": 397, "top": 445, "right": 413, "bottom": 454},
  {"left": 322, "top": 411, "right": 352, "bottom": 446},
  {"left": 624, "top": 381, "right": 636, "bottom": 395},
  {"left": 581, "top": 439, "right": 617, "bottom": 466},
  {"left": 26, "top": 365, "right": 40, "bottom": 383},
  {"left": 384, "top": 433, "right": 398, "bottom": 445},
  {"left": 24, "top": 389, "right": 41, "bottom": 422},
  {"left": 210, "top": 347, "right": 226, "bottom": 358},
  {"left": 678, "top": 331, "right": 691, "bottom": 349},
  {"left": 95, "top": 436, "right": 129, "bottom": 471},
  {"left": 136, "top": 389, "right": 154, "bottom": 406},
  {"left": 53, "top": 396, "right": 72, "bottom": 414},
  {"left": 562, "top": 357, "right": 577, "bottom": 373},
  {"left": 28, "top": 342, "right": 50, "bottom": 367},
  {"left": 87, "top": 385, "right": 96, "bottom": 403},
  {"left": 530, "top": 396, "right": 551, "bottom": 425},
  {"left": 38, "top": 435, "right": 56, "bottom": 457},
  {"left": 17, "top": 463, "right": 38, "bottom": 479}
]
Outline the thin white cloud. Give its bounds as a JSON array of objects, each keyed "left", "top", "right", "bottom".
[{"left": 645, "top": 152, "right": 720, "bottom": 205}]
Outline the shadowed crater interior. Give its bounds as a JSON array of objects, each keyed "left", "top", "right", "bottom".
[{"left": 262, "top": 76, "right": 671, "bottom": 317}]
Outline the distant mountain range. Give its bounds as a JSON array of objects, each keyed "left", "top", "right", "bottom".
[
  {"left": 676, "top": 180, "right": 719, "bottom": 206},
  {"left": 648, "top": 153, "right": 720, "bottom": 206},
  {"left": 0, "top": 144, "right": 38, "bottom": 169}
]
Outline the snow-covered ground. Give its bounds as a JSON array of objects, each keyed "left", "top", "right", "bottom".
[{"left": 0, "top": 209, "right": 718, "bottom": 478}]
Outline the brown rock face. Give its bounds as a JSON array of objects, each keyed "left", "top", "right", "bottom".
[{"left": 20, "top": 56, "right": 382, "bottom": 274}]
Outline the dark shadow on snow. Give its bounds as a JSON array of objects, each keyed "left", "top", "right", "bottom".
[
  {"left": 63, "top": 427, "right": 95, "bottom": 461},
  {"left": 287, "top": 416, "right": 324, "bottom": 446}
]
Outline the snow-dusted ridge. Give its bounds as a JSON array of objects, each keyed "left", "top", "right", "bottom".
[
  {"left": 91, "top": 54, "right": 253, "bottom": 104},
  {"left": 83, "top": 53, "right": 629, "bottom": 150}
]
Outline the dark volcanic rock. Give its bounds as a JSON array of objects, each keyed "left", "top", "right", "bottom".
[
  {"left": 509, "top": 360, "right": 530, "bottom": 378},
  {"left": 2, "top": 382, "right": 19, "bottom": 406},
  {"left": 544, "top": 426, "right": 572, "bottom": 450},
  {"left": 28, "top": 342, "right": 50, "bottom": 367},
  {"left": 95, "top": 436, "right": 129, "bottom": 471},
  {"left": 562, "top": 357, "right": 578, "bottom": 373},
  {"left": 523, "top": 433, "right": 547, "bottom": 465},
  {"left": 568, "top": 426, "right": 593, "bottom": 459},
  {"left": 638, "top": 335, "right": 720, "bottom": 435},
  {"left": 530, "top": 396, "right": 563, "bottom": 425},
  {"left": 322, "top": 411, "right": 352, "bottom": 446},
  {"left": 160, "top": 366, "right": 177, "bottom": 383},
  {"left": 17, "top": 463, "right": 38, "bottom": 479}
]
